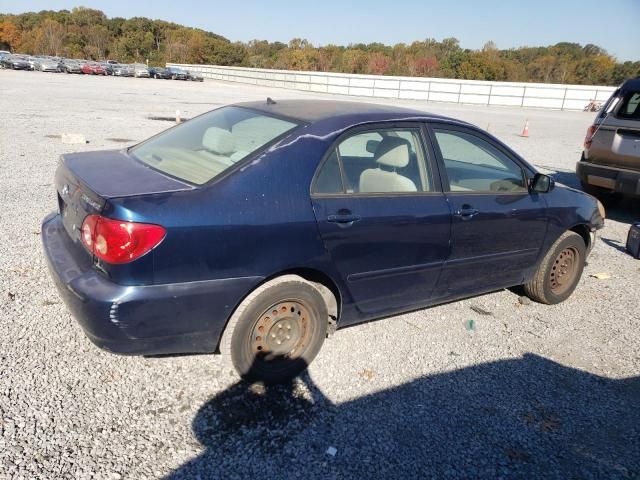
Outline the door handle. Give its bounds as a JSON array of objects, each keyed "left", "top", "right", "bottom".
[
  {"left": 327, "top": 214, "right": 361, "bottom": 224},
  {"left": 454, "top": 206, "right": 479, "bottom": 220}
]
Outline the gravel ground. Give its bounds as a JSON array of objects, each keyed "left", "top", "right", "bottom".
[{"left": 1, "top": 70, "right": 639, "bottom": 480}]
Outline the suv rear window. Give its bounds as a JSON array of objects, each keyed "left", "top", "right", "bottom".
[
  {"left": 617, "top": 91, "right": 640, "bottom": 119},
  {"left": 131, "top": 107, "right": 299, "bottom": 184}
]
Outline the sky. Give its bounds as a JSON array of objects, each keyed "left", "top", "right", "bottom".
[{"left": 1, "top": 0, "right": 638, "bottom": 61}]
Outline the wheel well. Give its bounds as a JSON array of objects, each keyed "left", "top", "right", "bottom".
[
  {"left": 215, "top": 269, "right": 342, "bottom": 353},
  {"left": 262, "top": 268, "right": 341, "bottom": 322},
  {"left": 570, "top": 224, "right": 591, "bottom": 249}
]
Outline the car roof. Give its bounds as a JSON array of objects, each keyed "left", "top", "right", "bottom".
[
  {"left": 621, "top": 77, "right": 640, "bottom": 93},
  {"left": 233, "top": 99, "right": 458, "bottom": 124}
]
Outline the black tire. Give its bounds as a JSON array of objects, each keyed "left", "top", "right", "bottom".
[
  {"left": 220, "top": 275, "right": 328, "bottom": 384},
  {"left": 523, "top": 231, "right": 586, "bottom": 304}
]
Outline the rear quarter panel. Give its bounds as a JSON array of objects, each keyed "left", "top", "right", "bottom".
[{"left": 104, "top": 127, "right": 346, "bottom": 291}]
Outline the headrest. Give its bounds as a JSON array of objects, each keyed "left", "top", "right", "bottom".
[
  {"left": 202, "top": 127, "right": 234, "bottom": 155},
  {"left": 374, "top": 137, "right": 410, "bottom": 168}
]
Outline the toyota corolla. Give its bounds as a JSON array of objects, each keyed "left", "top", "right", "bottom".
[{"left": 42, "top": 100, "right": 605, "bottom": 383}]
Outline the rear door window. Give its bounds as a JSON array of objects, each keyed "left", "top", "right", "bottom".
[
  {"left": 313, "top": 127, "right": 432, "bottom": 194},
  {"left": 617, "top": 92, "right": 640, "bottom": 119}
]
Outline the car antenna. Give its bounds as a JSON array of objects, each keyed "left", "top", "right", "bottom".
[{"left": 266, "top": 97, "right": 277, "bottom": 105}]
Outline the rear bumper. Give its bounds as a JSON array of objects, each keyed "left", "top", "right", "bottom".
[
  {"left": 577, "top": 160, "right": 640, "bottom": 197},
  {"left": 42, "top": 213, "right": 262, "bottom": 355}
]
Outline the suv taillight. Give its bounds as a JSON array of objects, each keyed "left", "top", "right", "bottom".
[
  {"left": 81, "top": 215, "right": 166, "bottom": 264},
  {"left": 584, "top": 125, "right": 597, "bottom": 149}
]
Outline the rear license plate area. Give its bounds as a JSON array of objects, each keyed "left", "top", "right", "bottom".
[{"left": 588, "top": 175, "right": 616, "bottom": 189}]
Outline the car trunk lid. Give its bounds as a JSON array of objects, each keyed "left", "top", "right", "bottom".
[
  {"left": 590, "top": 119, "right": 640, "bottom": 172},
  {"left": 55, "top": 149, "right": 193, "bottom": 244},
  {"left": 589, "top": 88, "right": 640, "bottom": 172}
]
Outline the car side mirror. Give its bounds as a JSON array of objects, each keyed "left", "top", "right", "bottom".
[
  {"left": 530, "top": 173, "right": 554, "bottom": 193},
  {"left": 366, "top": 139, "right": 381, "bottom": 154}
]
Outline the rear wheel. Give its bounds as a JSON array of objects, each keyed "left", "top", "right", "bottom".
[
  {"left": 220, "top": 275, "right": 328, "bottom": 384},
  {"left": 523, "top": 231, "right": 586, "bottom": 304}
]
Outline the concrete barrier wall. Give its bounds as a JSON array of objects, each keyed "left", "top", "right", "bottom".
[{"left": 167, "top": 63, "right": 617, "bottom": 111}]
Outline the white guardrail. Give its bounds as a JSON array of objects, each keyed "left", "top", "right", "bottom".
[{"left": 167, "top": 63, "right": 617, "bottom": 111}]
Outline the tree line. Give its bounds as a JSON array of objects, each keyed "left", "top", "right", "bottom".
[{"left": 1, "top": 7, "right": 638, "bottom": 86}]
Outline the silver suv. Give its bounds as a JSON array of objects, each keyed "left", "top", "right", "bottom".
[{"left": 577, "top": 77, "right": 640, "bottom": 202}]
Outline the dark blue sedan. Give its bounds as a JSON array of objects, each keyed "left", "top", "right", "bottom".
[{"left": 42, "top": 100, "right": 605, "bottom": 383}]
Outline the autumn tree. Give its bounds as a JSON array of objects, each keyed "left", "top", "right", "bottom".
[
  {"left": 413, "top": 57, "right": 439, "bottom": 76},
  {"left": 342, "top": 48, "right": 368, "bottom": 73},
  {"left": 84, "top": 24, "right": 109, "bottom": 58},
  {"left": 367, "top": 52, "right": 391, "bottom": 75},
  {"left": 38, "top": 19, "right": 65, "bottom": 56},
  {"left": 0, "top": 18, "right": 21, "bottom": 51}
]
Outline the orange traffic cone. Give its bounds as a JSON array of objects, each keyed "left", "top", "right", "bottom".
[{"left": 520, "top": 119, "right": 529, "bottom": 137}]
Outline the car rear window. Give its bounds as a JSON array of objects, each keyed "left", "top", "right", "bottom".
[
  {"left": 130, "top": 106, "right": 300, "bottom": 185},
  {"left": 617, "top": 91, "right": 640, "bottom": 119}
]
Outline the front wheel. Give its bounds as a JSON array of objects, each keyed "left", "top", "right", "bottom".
[
  {"left": 523, "top": 231, "right": 586, "bottom": 304},
  {"left": 220, "top": 275, "right": 328, "bottom": 384}
]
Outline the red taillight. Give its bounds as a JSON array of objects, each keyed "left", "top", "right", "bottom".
[
  {"left": 80, "top": 215, "right": 166, "bottom": 264},
  {"left": 584, "top": 125, "right": 597, "bottom": 149}
]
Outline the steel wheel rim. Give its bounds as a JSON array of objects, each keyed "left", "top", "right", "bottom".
[
  {"left": 250, "top": 301, "right": 312, "bottom": 362},
  {"left": 549, "top": 247, "right": 579, "bottom": 295}
]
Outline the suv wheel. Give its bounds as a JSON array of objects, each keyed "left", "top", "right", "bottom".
[
  {"left": 523, "top": 231, "right": 586, "bottom": 304},
  {"left": 220, "top": 275, "right": 328, "bottom": 384}
]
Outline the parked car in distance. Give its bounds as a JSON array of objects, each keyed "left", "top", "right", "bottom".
[
  {"left": 42, "top": 100, "right": 605, "bottom": 384},
  {"left": 38, "top": 58, "right": 62, "bottom": 72},
  {"left": 61, "top": 60, "right": 83, "bottom": 74},
  {"left": 166, "top": 66, "right": 188, "bottom": 80},
  {"left": 2, "top": 54, "right": 31, "bottom": 70},
  {"left": 577, "top": 77, "right": 640, "bottom": 202},
  {"left": 26, "top": 55, "right": 40, "bottom": 70},
  {"left": 81, "top": 62, "right": 106, "bottom": 75},
  {"left": 98, "top": 62, "right": 114, "bottom": 75},
  {"left": 133, "top": 63, "right": 150, "bottom": 78},
  {"left": 186, "top": 70, "right": 204, "bottom": 82},
  {"left": 113, "top": 64, "right": 133, "bottom": 77},
  {"left": 148, "top": 66, "right": 172, "bottom": 79}
]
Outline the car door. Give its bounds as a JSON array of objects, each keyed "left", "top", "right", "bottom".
[
  {"left": 311, "top": 124, "right": 451, "bottom": 317},
  {"left": 426, "top": 124, "right": 548, "bottom": 300}
]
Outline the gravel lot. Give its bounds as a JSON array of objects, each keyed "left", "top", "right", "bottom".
[{"left": 1, "top": 70, "right": 639, "bottom": 479}]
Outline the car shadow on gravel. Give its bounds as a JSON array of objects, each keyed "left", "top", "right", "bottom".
[
  {"left": 600, "top": 237, "right": 631, "bottom": 254},
  {"left": 165, "top": 354, "right": 639, "bottom": 479},
  {"left": 604, "top": 201, "right": 640, "bottom": 225}
]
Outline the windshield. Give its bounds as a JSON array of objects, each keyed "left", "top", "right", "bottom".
[{"left": 130, "top": 106, "right": 300, "bottom": 185}]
